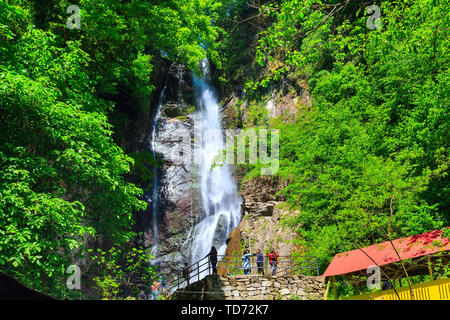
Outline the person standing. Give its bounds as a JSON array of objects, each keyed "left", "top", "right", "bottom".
[
  {"left": 151, "top": 281, "right": 160, "bottom": 300},
  {"left": 256, "top": 249, "right": 264, "bottom": 275},
  {"left": 182, "top": 262, "right": 191, "bottom": 285},
  {"left": 138, "top": 290, "right": 146, "bottom": 300},
  {"left": 206, "top": 246, "right": 218, "bottom": 275},
  {"left": 159, "top": 274, "right": 166, "bottom": 295},
  {"left": 267, "top": 248, "right": 279, "bottom": 276},
  {"left": 241, "top": 250, "right": 252, "bottom": 275}
]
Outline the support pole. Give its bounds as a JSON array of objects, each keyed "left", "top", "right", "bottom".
[
  {"left": 379, "top": 271, "right": 383, "bottom": 292},
  {"left": 427, "top": 256, "right": 434, "bottom": 281},
  {"left": 332, "top": 276, "right": 338, "bottom": 300},
  {"left": 324, "top": 278, "right": 331, "bottom": 300}
]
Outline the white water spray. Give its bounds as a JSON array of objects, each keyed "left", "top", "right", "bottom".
[
  {"left": 149, "top": 86, "right": 166, "bottom": 260},
  {"left": 189, "top": 60, "right": 242, "bottom": 269}
]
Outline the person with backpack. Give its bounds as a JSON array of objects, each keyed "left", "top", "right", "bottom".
[
  {"left": 256, "top": 249, "right": 265, "bottom": 275},
  {"left": 267, "top": 248, "right": 279, "bottom": 275}
]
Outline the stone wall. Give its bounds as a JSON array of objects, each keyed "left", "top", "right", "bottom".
[{"left": 170, "top": 275, "right": 325, "bottom": 300}]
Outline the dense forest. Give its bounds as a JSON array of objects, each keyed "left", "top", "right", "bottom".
[{"left": 0, "top": 0, "right": 448, "bottom": 299}]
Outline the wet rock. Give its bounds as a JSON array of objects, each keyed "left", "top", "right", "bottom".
[{"left": 242, "top": 201, "right": 274, "bottom": 217}]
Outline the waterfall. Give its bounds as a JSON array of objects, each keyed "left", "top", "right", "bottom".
[
  {"left": 149, "top": 86, "right": 166, "bottom": 260},
  {"left": 189, "top": 59, "right": 242, "bottom": 270}
]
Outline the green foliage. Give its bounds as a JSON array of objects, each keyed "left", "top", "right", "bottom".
[
  {"left": 89, "top": 244, "right": 157, "bottom": 299},
  {"left": 0, "top": 10, "right": 146, "bottom": 295},
  {"left": 432, "top": 252, "right": 450, "bottom": 279},
  {"left": 128, "top": 151, "right": 158, "bottom": 189},
  {"left": 75, "top": 0, "right": 227, "bottom": 93},
  {"left": 245, "top": 99, "right": 269, "bottom": 127},
  {"left": 164, "top": 105, "right": 196, "bottom": 119},
  {"left": 0, "top": 0, "right": 228, "bottom": 298}
]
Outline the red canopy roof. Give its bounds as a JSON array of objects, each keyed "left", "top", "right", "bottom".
[{"left": 323, "top": 229, "right": 450, "bottom": 277}]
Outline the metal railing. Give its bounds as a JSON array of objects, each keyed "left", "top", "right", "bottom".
[{"left": 169, "top": 254, "right": 319, "bottom": 292}]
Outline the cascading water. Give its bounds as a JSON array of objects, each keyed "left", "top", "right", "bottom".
[
  {"left": 148, "top": 86, "right": 166, "bottom": 260},
  {"left": 144, "top": 61, "right": 240, "bottom": 285},
  {"left": 188, "top": 60, "right": 242, "bottom": 271}
]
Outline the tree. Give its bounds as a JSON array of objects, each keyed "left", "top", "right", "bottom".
[{"left": 88, "top": 244, "right": 158, "bottom": 299}]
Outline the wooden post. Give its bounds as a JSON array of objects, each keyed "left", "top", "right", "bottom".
[
  {"left": 379, "top": 268, "right": 383, "bottom": 292},
  {"left": 324, "top": 278, "right": 331, "bottom": 300},
  {"left": 332, "top": 276, "right": 338, "bottom": 300},
  {"left": 427, "top": 256, "right": 434, "bottom": 281}
]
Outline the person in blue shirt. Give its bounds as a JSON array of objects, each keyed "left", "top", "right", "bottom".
[
  {"left": 242, "top": 250, "right": 252, "bottom": 275},
  {"left": 158, "top": 275, "right": 166, "bottom": 295},
  {"left": 138, "top": 290, "right": 146, "bottom": 300},
  {"left": 256, "top": 249, "right": 265, "bottom": 275}
]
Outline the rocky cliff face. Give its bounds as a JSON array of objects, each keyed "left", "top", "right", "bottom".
[
  {"left": 238, "top": 176, "right": 300, "bottom": 257},
  {"left": 265, "top": 79, "right": 312, "bottom": 122},
  {"left": 136, "top": 63, "right": 200, "bottom": 273},
  {"left": 149, "top": 115, "right": 195, "bottom": 268},
  {"left": 220, "top": 78, "right": 312, "bottom": 129}
]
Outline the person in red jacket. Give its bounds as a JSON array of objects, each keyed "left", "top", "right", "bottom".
[{"left": 267, "top": 248, "right": 279, "bottom": 275}]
